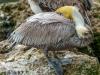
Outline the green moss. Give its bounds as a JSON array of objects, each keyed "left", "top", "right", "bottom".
[
  {"left": 0, "top": 72, "right": 6, "bottom": 75},
  {"left": 77, "top": 62, "right": 99, "bottom": 75}
]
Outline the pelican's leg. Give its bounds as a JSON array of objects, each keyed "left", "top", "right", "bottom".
[{"left": 44, "top": 48, "right": 63, "bottom": 75}]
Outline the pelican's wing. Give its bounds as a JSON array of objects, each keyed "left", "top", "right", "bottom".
[
  {"left": 26, "top": 12, "right": 71, "bottom": 24},
  {"left": 8, "top": 12, "right": 75, "bottom": 47}
]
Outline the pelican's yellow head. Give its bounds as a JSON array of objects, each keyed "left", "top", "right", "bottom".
[
  {"left": 56, "top": 6, "right": 91, "bottom": 39},
  {"left": 55, "top": 6, "right": 75, "bottom": 19}
]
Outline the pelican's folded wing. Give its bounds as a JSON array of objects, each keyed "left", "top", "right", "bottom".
[{"left": 8, "top": 12, "right": 75, "bottom": 47}]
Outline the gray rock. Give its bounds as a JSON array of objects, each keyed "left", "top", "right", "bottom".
[
  {"left": 0, "top": 40, "right": 99, "bottom": 75},
  {"left": 0, "top": 11, "right": 15, "bottom": 41}
]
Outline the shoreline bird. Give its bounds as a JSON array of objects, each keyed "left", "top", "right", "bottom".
[
  {"left": 55, "top": 6, "right": 92, "bottom": 38},
  {"left": 8, "top": 6, "right": 93, "bottom": 75}
]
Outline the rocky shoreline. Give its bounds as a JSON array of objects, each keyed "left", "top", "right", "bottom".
[{"left": 0, "top": 0, "right": 99, "bottom": 75}]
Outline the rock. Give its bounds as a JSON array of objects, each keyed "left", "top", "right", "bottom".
[
  {"left": 0, "top": 11, "right": 15, "bottom": 41},
  {"left": 0, "top": 1, "right": 33, "bottom": 41},
  {"left": 90, "top": 1, "right": 100, "bottom": 62},
  {"left": 0, "top": 40, "right": 99, "bottom": 75},
  {"left": 0, "top": 1, "right": 33, "bottom": 27}
]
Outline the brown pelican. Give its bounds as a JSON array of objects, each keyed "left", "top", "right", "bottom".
[{"left": 8, "top": 6, "right": 93, "bottom": 75}]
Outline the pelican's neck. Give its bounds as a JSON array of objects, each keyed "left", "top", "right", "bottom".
[
  {"left": 27, "top": 0, "right": 43, "bottom": 14},
  {"left": 72, "top": 7, "right": 89, "bottom": 38},
  {"left": 56, "top": 6, "right": 88, "bottom": 38},
  {"left": 72, "top": 7, "right": 85, "bottom": 27}
]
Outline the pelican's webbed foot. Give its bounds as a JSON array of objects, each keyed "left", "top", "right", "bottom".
[
  {"left": 44, "top": 48, "right": 64, "bottom": 75},
  {"left": 44, "top": 48, "right": 73, "bottom": 75}
]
